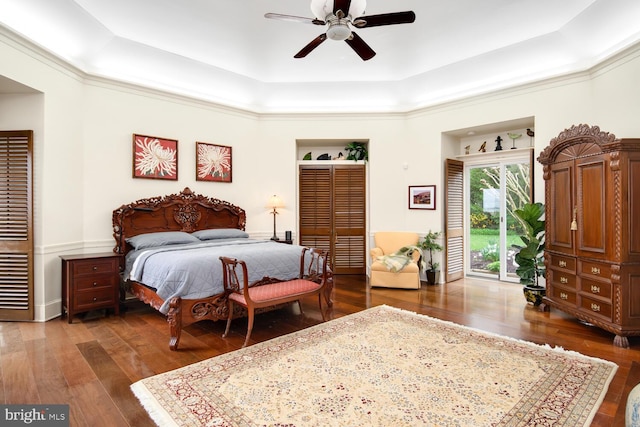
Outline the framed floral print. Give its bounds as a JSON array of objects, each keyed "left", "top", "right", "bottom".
[
  {"left": 408, "top": 185, "right": 436, "bottom": 210},
  {"left": 132, "top": 134, "right": 178, "bottom": 180},
  {"left": 196, "top": 142, "right": 232, "bottom": 182}
]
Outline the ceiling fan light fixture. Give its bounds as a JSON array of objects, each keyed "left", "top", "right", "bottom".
[
  {"left": 310, "top": 0, "right": 366, "bottom": 20},
  {"left": 326, "top": 20, "right": 351, "bottom": 40}
]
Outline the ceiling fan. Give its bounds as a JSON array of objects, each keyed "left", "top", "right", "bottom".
[{"left": 265, "top": 0, "right": 416, "bottom": 61}]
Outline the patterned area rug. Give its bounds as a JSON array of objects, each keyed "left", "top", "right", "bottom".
[{"left": 131, "top": 305, "right": 617, "bottom": 426}]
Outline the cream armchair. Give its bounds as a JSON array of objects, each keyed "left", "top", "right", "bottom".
[{"left": 369, "top": 232, "right": 421, "bottom": 289}]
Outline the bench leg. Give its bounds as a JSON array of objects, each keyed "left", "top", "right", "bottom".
[
  {"left": 243, "top": 308, "right": 254, "bottom": 348},
  {"left": 222, "top": 300, "right": 234, "bottom": 338},
  {"left": 318, "top": 294, "right": 326, "bottom": 321},
  {"left": 324, "top": 275, "right": 334, "bottom": 307}
]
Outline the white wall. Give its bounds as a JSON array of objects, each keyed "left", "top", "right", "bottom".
[
  {"left": 2, "top": 26, "right": 640, "bottom": 320},
  {"left": 1, "top": 28, "right": 86, "bottom": 320},
  {"left": 80, "top": 82, "right": 261, "bottom": 244}
]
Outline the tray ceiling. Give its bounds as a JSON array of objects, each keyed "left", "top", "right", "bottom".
[{"left": 1, "top": 0, "right": 639, "bottom": 113}]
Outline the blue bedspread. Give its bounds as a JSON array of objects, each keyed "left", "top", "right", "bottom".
[{"left": 125, "top": 239, "right": 305, "bottom": 314}]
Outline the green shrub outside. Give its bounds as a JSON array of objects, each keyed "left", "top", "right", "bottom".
[{"left": 470, "top": 229, "right": 520, "bottom": 251}]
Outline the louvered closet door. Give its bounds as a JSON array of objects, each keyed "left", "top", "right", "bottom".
[
  {"left": 445, "top": 159, "right": 464, "bottom": 282},
  {"left": 0, "top": 131, "right": 34, "bottom": 320},
  {"left": 333, "top": 165, "right": 365, "bottom": 274},
  {"left": 299, "top": 164, "right": 366, "bottom": 275},
  {"left": 299, "top": 166, "right": 332, "bottom": 252}
]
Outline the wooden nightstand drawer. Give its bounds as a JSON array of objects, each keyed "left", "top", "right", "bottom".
[
  {"left": 74, "top": 288, "right": 117, "bottom": 311},
  {"left": 72, "top": 258, "right": 119, "bottom": 276},
  {"left": 75, "top": 274, "right": 119, "bottom": 291},
  {"left": 61, "top": 253, "right": 122, "bottom": 323}
]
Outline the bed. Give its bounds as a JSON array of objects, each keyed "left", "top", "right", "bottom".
[{"left": 112, "top": 187, "right": 333, "bottom": 350}]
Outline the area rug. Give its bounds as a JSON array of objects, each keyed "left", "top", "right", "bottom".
[{"left": 131, "top": 305, "right": 617, "bottom": 427}]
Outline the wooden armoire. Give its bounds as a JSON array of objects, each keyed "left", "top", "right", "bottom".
[
  {"left": 298, "top": 164, "right": 366, "bottom": 275},
  {"left": 538, "top": 124, "right": 640, "bottom": 347}
]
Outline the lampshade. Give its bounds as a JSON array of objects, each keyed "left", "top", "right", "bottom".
[
  {"left": 310, "top": 0, "right": 366, "bottom": 20},
  {"left": 267, "top": 195, "right": 284, "bottom": 209}
]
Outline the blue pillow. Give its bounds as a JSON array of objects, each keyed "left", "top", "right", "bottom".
[
  {"left": 126, "top": 231, "right": 200, "bottom": 250},
  {"left": 192, "top": 228, "right": 249, "bottom": 241}
]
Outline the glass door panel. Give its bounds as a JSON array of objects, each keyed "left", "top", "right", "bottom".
[
  {"left": 466, "top": 158, "right": 531, "bottom": 282},
  {"left": 504, "top": 162, "right": 531, "bottom": 280},
  {"left": 468, "top": 165, "right": 501, "bottom": 277}
]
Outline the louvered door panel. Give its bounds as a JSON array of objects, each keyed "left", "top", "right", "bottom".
[
  {"left": 299, "top": 166, "right": 332, "bottom": 252},
  {"left": 0, "top": 130, "right": 34, "bottom": 320},
  {"left": 445, "top": 159, "right": 464, "bottom": 282},
  {"left": 333, "top": 165, "right": 365, "bottom": 273}
]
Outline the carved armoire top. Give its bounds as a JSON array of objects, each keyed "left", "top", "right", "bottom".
[{"left": 537, "top": 124, "right": 618, "bottom": 165}]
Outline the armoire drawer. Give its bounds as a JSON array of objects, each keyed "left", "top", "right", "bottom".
[
  {"left": 580, "top": 296, "right": 612, "bottom": 321},
  {"left": 579, "top": 260, "right": 611, "bottom": 280},
  {"left": 550, "top": 286, "right": 577, "bottom": 305},
  {"left": 548, "top": 253, "right": 576, "bottom": 273},
  {"left": 580, "top": 278, "right": 612, "bottom": 300},
  {"left": 549, "top": 270, "right": 576, "bottom": 288}
]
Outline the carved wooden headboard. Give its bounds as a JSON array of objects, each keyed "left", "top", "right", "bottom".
[{"left": 112, "top": 187, "right": 246, "bottom": 255}]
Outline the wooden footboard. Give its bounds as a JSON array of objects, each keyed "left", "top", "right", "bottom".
[{"left": 128, "top": 281, "right": 231, "bottom": 350}]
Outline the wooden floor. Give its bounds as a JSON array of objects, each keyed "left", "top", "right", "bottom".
[{"left": 1, "top": 275, "right": 639, "bottom": 426}]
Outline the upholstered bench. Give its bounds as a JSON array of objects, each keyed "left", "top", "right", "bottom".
[
  {"left": 227, "top": 278, "right": 323, "bottom": 306},
  {"left": 220, "top": 247, "right": 329, "bottom": 347}
]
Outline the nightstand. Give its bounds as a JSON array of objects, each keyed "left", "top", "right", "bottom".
[{"left": 60, "top": 252, "right": 122, "bottom": 323}]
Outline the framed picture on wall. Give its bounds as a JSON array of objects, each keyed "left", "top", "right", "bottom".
[
  {"left": 132, "top": 134, "right": 178, "bottom": 180},
  {"left": 196, "top": 142, "right": 232, "bottom": 182},
  {"left": 408, "top": 185, "right": 436, "bottom": 210}
]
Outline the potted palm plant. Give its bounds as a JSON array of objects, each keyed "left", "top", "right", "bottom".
[
  {"left": 418, "top": 230, "right": 443, "bottom": 285},
  {"left": 512, "top": 202, "right": 546, "bottom": 305}
]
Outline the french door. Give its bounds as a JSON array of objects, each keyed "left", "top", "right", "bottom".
[{"left": 465, "top": 153, "right": 532, "bottom": 282}]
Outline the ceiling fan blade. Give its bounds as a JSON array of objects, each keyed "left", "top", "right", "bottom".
[
  {"left": 353, "top": 11, "right": 416, "bottom": 28},
  {"left": 345, "top": 32, "right": 376, "bottom": 61},
  {"left": 294, "top": 34, "right": 328, "bottom": 58},
  {"left": 264, "top": 13, "right": 325, "bottom": 25},
  {"left": 333, "top": 0, "right": 352, "bottom": 17}
]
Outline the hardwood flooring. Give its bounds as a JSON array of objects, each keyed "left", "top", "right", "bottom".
[{"left": 1, "top": 275, "right": 638, "bottom": 426}]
